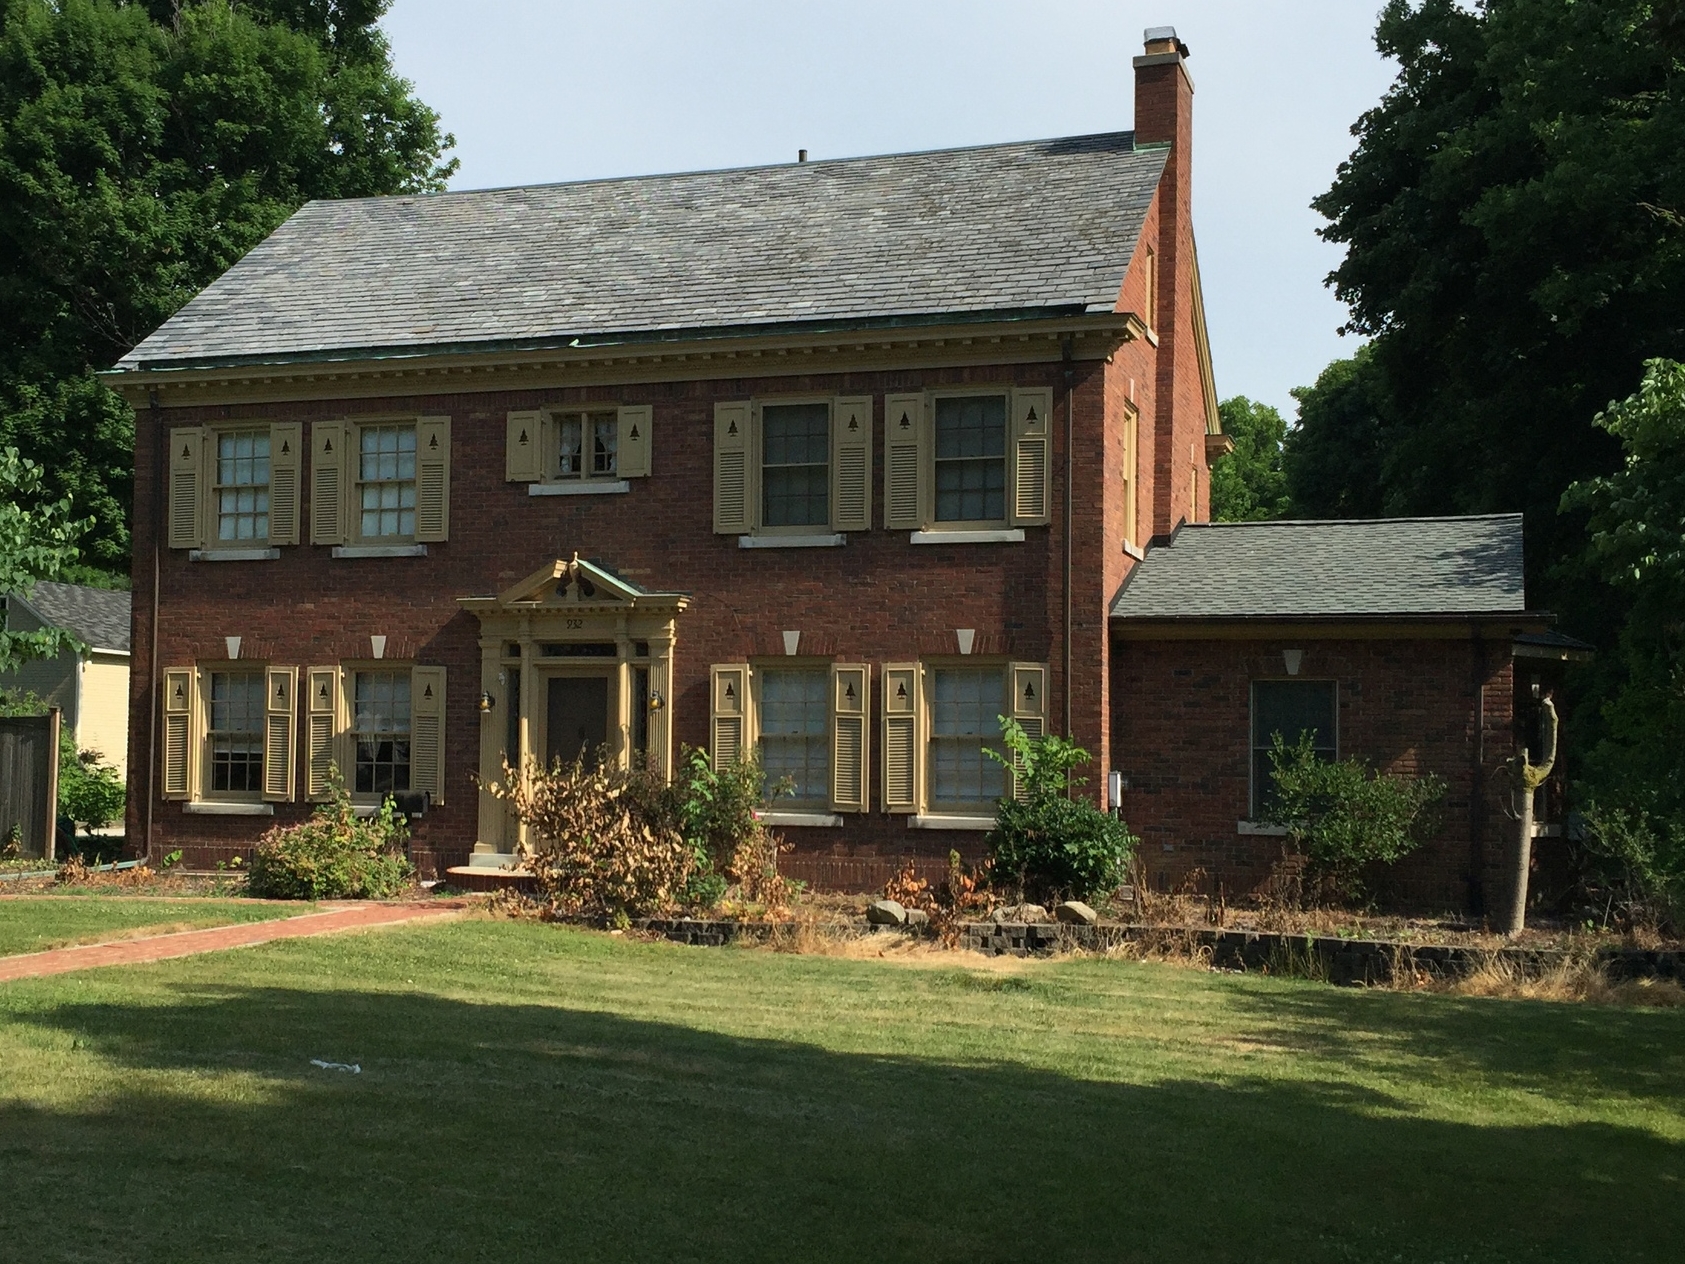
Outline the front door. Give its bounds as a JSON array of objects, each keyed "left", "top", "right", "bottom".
[{"left": 546, "top": 675, "right": 609, "bottom": 768}]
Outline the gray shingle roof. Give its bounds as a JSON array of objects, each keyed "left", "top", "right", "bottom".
[
  {"left": 16, "top": 583, "right": 132, "bottom": 651},
  {"left": 1110, "top": 516, "right": 1527, "bottom": 620},
  {"left": 115, "top": 133, "right": 1166, "bottom": 371}
]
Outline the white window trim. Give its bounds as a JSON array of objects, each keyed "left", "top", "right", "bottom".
[
  {"left": 190, "top": 547, "right": 280, "bottom": 562},
  {"left": 739, "top": 534, "right": 846, "bottom": 549},
  {"left": 333, "top": 544, "right": 428, "bottom": 559},
  {"left": 184, "top": 801, "right": 274, "bottom": 816},
  {"left": 1237, "top": 820, "right": 1288, "bottom": 836},
  {"left": 758, "top": 811, "right": 843, "bottom": 827},
  {"left": 909, "top": 529, "right": 1024, "bottom": 545},
  {"left": 1123, "top": 540, "right": 1146, "bottom": 561},
  {"left": 909, "top": 814, "right": 995, "bottom": 831},
  {"left": 529, "top": 480, "right": 629, "bottom": 497}
]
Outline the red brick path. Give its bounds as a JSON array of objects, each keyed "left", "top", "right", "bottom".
[{"left": 0, "top": 902, "right": 463, "bottom": 982}]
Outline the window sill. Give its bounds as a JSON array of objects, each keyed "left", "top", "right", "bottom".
[
  {"left": 738, "top": 534, "right": 846, "bottom": 549},
  {"left": 189, "top": 548, "right": 280, "bottom": 562},
  {"left": 1123, "top": 540, "right": 1145, "bottom": 561},
  {"left": 528, "top": 480, "right": 630, "bottom": 497},
  {"left": 1237, "top": 820, "right": 1288, "bottom": 836},
  {"left": 908, "top": 529, "right": 1025, "bottom": 545},
  {"left": 184, "top": 801, "right": 274, "bottom": 816},
  {"left": 332, "top": 544, "right": 428, "bottom": 558},
  {"left": 758, "top": 811, "right": 843, "bottom": 827},
  {"left": 910, "top": 814, "right": 995, "bottom": 831}
]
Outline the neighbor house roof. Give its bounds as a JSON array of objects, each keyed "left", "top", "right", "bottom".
[
  {"left": 1110, "top": 515, "right": 1528, "bottom": 621},
  {"left": 113, "top": 133, "right": 1167, "bottom": 372},
  {"left": 13, "top": 583, "right": 132, "bottom": 652}
]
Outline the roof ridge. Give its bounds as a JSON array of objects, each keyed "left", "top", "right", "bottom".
[{"left": 1179, "top": 513, "right": 1523, "bottom": 531}]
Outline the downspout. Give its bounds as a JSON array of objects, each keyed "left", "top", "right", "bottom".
[
  {"left": 145, "top": 390, "right": 162, "bottom": 864},
  {"left": 1062, "top": 339, "right": 1075, "bottom": 745}
]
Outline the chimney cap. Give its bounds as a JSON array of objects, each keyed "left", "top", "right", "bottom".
[{"left": 1143, "top": 25, "right": 1189, "bottom": 56}]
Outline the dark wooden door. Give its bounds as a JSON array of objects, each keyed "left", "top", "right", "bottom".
[{"left": 546, "top": 676, "right": 609, "bottom": 769}]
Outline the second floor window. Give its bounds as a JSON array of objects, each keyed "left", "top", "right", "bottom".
[
  {"left": 934, "top": 395, "right": 1007, "bottom": 523},
  {"left": 359, "top": 424, "right": 416, "bottom": 539},
  {"left": 556, "top": 410, "right": 618, "bottom": 480},
  {"left": 215, "top": 430, "right": 270, "bottom": 542},
  {"left": 354, "top": 670, "right": 411, "bottom": 794},
  {"left": 761, "top": 403, "right": 829, "bottom": 527},
  {"left": 758, "top": 668, "right": 829, "bottom": 806},
  {"left": 208, "top": 670, "right": 265, "bottom": 794},
  {"left": 930, "top": 667, "right": 1006, "bottom": 807}
]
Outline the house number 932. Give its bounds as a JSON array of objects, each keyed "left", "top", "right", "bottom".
[{"left": 565, "top": 619, "right": 585, "bottom": 630}]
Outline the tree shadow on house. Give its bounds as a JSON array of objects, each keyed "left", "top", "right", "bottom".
[{"left": 2, "top": 983, "right": 1681, "bottom": 1263}]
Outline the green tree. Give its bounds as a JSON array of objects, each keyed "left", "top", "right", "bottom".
[
  {"left": 1209, "top": 395, "right": 1292, "bottom": 521},
  {"left": 0, "top": 447, "right": 89, "bottom": 670},
  {"left": 0, "top": 0, "right": 455, "bottom": 574},
  {"left": 1283, "top": 348, "right": 1392, "bottom": 520}
]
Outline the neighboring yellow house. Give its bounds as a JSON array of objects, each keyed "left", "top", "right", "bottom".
[{"left": 1, "top": 582, "right": 131, "bottom": 778}]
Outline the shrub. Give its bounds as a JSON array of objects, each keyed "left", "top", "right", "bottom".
[
  {"left": 246, "top": 773, "right": 414, "bottom": 899},
  {"left": 983, "top": 719, "right": 1136, "bottom": 905},
  {"left": 57, "top": 731, "right": 124, "bottom": 857},
  {"left": 669, "top": 748, "right": 789, "bottom": 907},
  {"left": 1576, "top": 804, "right": 1685, "bottom": 934},
  {"left": 1263, "top": 734, "right": 1444, "bottom": 903}
]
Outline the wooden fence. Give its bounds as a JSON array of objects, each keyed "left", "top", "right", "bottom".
[{"left": 0, "top": 710, "right": 59, "bottom": 860}]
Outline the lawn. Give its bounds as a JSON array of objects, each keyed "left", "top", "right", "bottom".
[
  {"left": 1, "top": 918, "right": 1681, "bottom": 1263},
  {"left": 0, "top": 897, "right": 308, "bottom": 956}
]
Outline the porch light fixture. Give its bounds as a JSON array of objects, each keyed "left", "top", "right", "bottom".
[
  {"left": 479, "top": 691, "right": 495, "bottom": 713},
  {"left": 648, "top": 690, "right": 666, "bottom": 712}
]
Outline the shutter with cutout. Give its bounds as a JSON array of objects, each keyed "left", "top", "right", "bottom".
[
  {"left": 830, "top": 396, "right": 872, "bottom": 533},
  {"left": 263, "top": 666, "right": 298, "bottom": 801},
  {"left": 713, "top": 402, "right": 751, "bottom": 533},
  {"left": 1010, "top": 388, "right": 1053, "bottom": 527},
  {"left": 306, "top": 666, "right": 339, "bottom": 799},
  {"left": 506, "top": 410, "right": 543, "bottom": 482},
  {"left": 881, "top": 662, "right": 922, "bottom": 813},
  {"left": 310, "top": 422, "right": 346, "bottom": 545},
  {"left": 1008, "top": 662, "right": 1049, "bottom": 800},
  {"left": 416, "top": 416, "right": 451, "bottom": 542},
  {"left": 167, "top": 428, "right": 205, "bottom": 550},
  {"left": 162, "top": 668, "right": 193, "bottom": 799},
  {"left": 411, "top": 665, "right": 446, "bottom": 805},
  {"left": 710, "top": 664, "right": 750, "bottom": 770},
  {"left": 882, "top": 393, "right": 924, "bottom": 530},
  {"left": 267, "top": 423, "right": 301, "bottom": 546},
  {"left": 617, "top": 405, "right": 652, "bottom": 478},
  {"left": 830, "top": 663, "right": 870, "bottom": 813}
]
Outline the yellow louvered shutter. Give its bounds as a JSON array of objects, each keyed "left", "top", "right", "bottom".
[
  {"left": 306, "top": 666, "right": 339, "bottom": 800},
  {"left": 162, "top": 668, "right": 193, "bottom": 799},
  {"left": 411, "top": 665, "right": 446, "bottom": 805},
  {"left": 830, "top": 396, "right": 872, "bottom": 533},
  {"left": 267, "top": 423, "right": 301, "bottom": 546},
  {"left": 167, "top": 428, "right": 205, "bottom": 550},
  {"left": 1009, "top": 662, "right": 1049, "bottom": 800},
  {"left": 882, "top": 393, "right": 924, "bottom": 530},
  {"left": 617, "top": 404, "right": 652, "bottom": 478},
  {"left": 506, "top": 410, "right": 543, "bottom": 482},
  {"left": 1010, "top": 388, "right": 1053, "bottom": 527},
  {"left": 310, "top": 422, "right": 346, "bottom": 545},
  {"left": 713, "top": 402, "right": 751, "bottom": 533},
  {"left": 881, "top": 662, "right": 922, "bottom": 813},
  {"left": 263, "top": 666, "right": 297, "bottom": 801},
  {"left": 830, "top": 663, "right": 870, "bottom": 813},
  {"left": 710, "top": 664, "right": 750, "bottom": 770},
  {"left": 416, "top": 416, "right": 451, "bottom": 542}
]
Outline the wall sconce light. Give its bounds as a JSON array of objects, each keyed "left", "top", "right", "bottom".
[
  {"left": 479, "top": 691, "right": 495, "bottom": 713},
  {"left": 648, "top": 690, "right": 666, "bottom": 712}
]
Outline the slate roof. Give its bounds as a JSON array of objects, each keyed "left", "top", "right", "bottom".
[
  {"left": 1110, "top": 516, "right": 1528, "bottom": 620},
  {"left": 114, "top": 133, "right": 1167, "bottom": 371},
  {"left": 15, "top": 583, "right": 132, "bottom": 651}
]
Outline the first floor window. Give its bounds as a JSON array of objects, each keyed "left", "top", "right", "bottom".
[
  {"left": 208, "top": 671, "right": 265, "bottom": 794},
  {"left": 761, "top": 403, "right": 829, "bottom": 527},
  {"left": 354, "top": 670, "right": 411, "bottom": 794},
  {"left": 359, "top": 423, "right": 416, "bottom": 539},
  {"left": 1251, "top": 680, "right": 1337, "bottom": 817},
  {"left": 215, "top": 430, "right": 270, "bottom": 542},
  {"left": 934, "top": 395, "right": 1007, "bottom": 523},
  {"left": 929, "top": 668, "right": 1005, "bottom": 807},
  {"left": 759, "top": 668, "right": 828, "bottom": 805}
]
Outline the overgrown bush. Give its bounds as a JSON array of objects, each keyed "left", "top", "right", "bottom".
[
  {"left": 57, "top": 731, "right": 124, "bottom": 854},
  {"left": 669, "top": 748, "right": 789, "bottom": 907},
  {"left": 983, "top": 719, "right": 1136, "bottom": 905},
  {"left": 1263, "top": 734, "right": 1444, "bottom": 904},
  {"left": 1576, "top": 804, "right": 1685, "bottom": 934},
  {"left": 246, "top": 772, "right": 413, "bottom": 899}
]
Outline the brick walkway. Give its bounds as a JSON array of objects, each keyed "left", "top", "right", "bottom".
[{"left": 0, "top": 903, "right": 464, "bottom": 982}]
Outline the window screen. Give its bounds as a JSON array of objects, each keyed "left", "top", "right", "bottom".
[
  {"left": 934, "top": 395, "right": 1007, "bottom": 523},
  {"left": 930, "top": 668, "right": 1006, "bottom": 806},
  {"left": 761, "top": 403, "right": 829, "bottom": 527},
  {"left": 759, "top": 668, "right": 828, "bottom": 806},
  {"left": 1251, "top": 680, "right": 1337, "bottom": 817}
]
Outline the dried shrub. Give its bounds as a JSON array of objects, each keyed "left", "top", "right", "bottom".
[
  {"left": 247, "top": 772, "right": 413, "bottom": 900},
  {"left": 883, "top": 851, "right": 996, "bottom": 944}
]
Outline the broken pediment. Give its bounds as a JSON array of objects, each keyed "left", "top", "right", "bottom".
[{"left": 473, "top": 554, "right": 687, "bottom": 614}]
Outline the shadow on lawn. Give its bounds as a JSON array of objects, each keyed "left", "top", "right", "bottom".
[{"left": 3, "top": 984, "right": 1683, "bottom": 1264}]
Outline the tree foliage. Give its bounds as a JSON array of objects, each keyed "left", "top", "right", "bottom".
[
  {"left": 1283, "top": 348, "right": 1391, "bottom": 520},
  {"left": 0, "top": 0, "right": 456, "bottom": 573},
  {"left": 0, "top": 447, "right": 89, "bottom": 670},
  {"left": 1209, "top": 396, "right": 1292, "bottom": 521}
]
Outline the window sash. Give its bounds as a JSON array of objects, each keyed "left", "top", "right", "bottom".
[
  {"left": 554, "top": 411, "right": 618, "bottom": 481},
  {"left": 214, "top": 430, "right": 271, "bottom": 543},
  {"left": 1250, "top": 681, "right": 1337, "bottom": 817},
  {"left": 353, "top": 670, "right": 412, "bottom": 795},
  {"left": 934, "top": 396, "right": 1007, "bottom": 523},
  {"left": 207, "top": 670, "right": 265, "bottom": 795},
  {"left": 761, "top": 403, "right": 830, "bottom": 527},
  {"left": 929, "top": 668, "right": 1005, "bottom": 807},
  {"left": 759, "top": 668, "right": 829, "bottom": 806},
  {"left": 358, "top": 424, "right": 417, "bottom": 539}
]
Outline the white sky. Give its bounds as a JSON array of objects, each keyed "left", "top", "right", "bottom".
[{"left": 380, "top": 1, "right": 1398, "bottom": 417}]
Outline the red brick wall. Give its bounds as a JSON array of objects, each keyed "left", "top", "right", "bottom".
[{"left": 1110, "top": 633, "right": 1516, "bottom": 912}]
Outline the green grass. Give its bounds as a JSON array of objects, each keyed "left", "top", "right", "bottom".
[
  {"left": 0, "top": 897, "right": 307, "bottom": 956},
  {"left": 1, "top": 920, "right": 1682, "bottom": 1263}
]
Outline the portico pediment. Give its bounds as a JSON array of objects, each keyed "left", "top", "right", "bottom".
[{"left": 458, "top": 553, "right": 688, "bottom": 616}]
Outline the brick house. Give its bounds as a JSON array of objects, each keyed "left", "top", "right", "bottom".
[{"left": 103, "top": 28, "right": 1566, "bottom": 906}]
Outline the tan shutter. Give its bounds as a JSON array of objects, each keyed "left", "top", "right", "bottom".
[
  {"left": 263, "top": 666, "right": 298, "bottom": 801},
  {"left": 1008, "top": 662, "right": 1049, "bottom": 800},
  {"left": 1010, "top": 388, "right": 1053, "bottom": 526},
  {"left": 881, "top": 662, "right": 922, "bottom": 813},
  {"left": 883, "top": 393, "right": 924, "bottom": 530},
  {"left": 416, "top": 416, "right": 451, "bottom": 542},
  {"left": 713, "top": 402, "right": 751, "bottom": 533},
  {"left": 505, "top": 410, "right": 543, "bottom": 482},
  {"left": 710, "top": 663, "right": 750, "bottom": 770},
  {"left": 162, "top": 667, "right": 193, "bottom": 799},
  {"left": 265, "top": 423, "right": 301, "bottom": 546},
  {"left": 167, "top": 428, "right": 205, "bottom": 550},
  {"left": 310, "top": 422, "right": 346, "bottom": 545},
  {"left": 306, "top": 666, "right": 339, "bottom": 800},
  {"left": 830, "top": 663, "right": 870, "bottom": 813},
  {"left": 617, "top": 404, "right": 652, "bottom": 478},
  {"left": 411, "top": 665, "right": 446, "bottom": 805},
  {"left": 830, "top": 396, "right": 872, "bottom": 533}
]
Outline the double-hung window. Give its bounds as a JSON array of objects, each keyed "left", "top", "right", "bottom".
[
  {"left": 761, "top": 404, "right": 830, "bottom": 528},
  {"left": 505, "top": 406, "right": 650, "bottom": 489},
  {"left": 207, "top": 671, "right": 265, "bottom": 796},
  {"left": 758, "top": 668, "right": 830, "bottom": 807},
  {"left": 160, "top": 664, "right": 298, "bottom": 806},
  {"left": 555, "top": 410, "right": 619, "bottom": 481},
  {"left": 934, "top": 397, "right": 1008, "bottom": 524},
  {"left": 167, "top": 423, "right": 301, "bottom": 552},
  {"left": 929, "top": 668, "right": 1006, "bottom": 809},
  {"left": 712, "top": 397, "right": 871, "bottom": 537},
  {"left": 311, "top": 417, "right": 449, "bottom": 548},
  {"left": 353, "top": 670, "right": 412, "bottom": 795},
  {"left": 214, "top": 431, "right": 270, "bottom": 543},
  {"left": 1251, "top": 680, "right": 1337, "bottom": 818},
  {"left": 708, "top": 662, "right": 870, "bottom": 814},
  {"left": 881, "top": 389, "right": 1051, "bottom": 533},
  {"left": 358, "top": 424, "right": 417, "bottom": 541}
]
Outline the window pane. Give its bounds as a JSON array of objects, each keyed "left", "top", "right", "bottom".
[
  {"left": 761, "top": 403, "right": 829, "bottom": 527},
  {"left": 759, "top": 669, "right": 829, "bottom": 806},
  {"left": 930, "top": 669, "right": 1005, "bottom": 806},
  {"left": 591, "top": 413, "right": 618, "bottom": 476},
  {"left": 557, "top": 417, "right": 583, "bottom": 477},
  {"left": 934, "top": 396, "right": 1006, "bottom": 459},
  {"left": 934, "top": 396, "right": 1007, "bottom": 522},
  {"left": 359, "top": 424, "right": 417, "bottom": 538},
  {"left": 1251, "top": 681, "right": 1337, "bottom": 816},
  {"left": 215, "top": 430, "right": 270, "bottom": 542},
  {"left": 354, "top": 670, "right": 412, "bottom": 795},
  {"left": 209, "top": 671, "right": 265, "bottom": 793}
]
